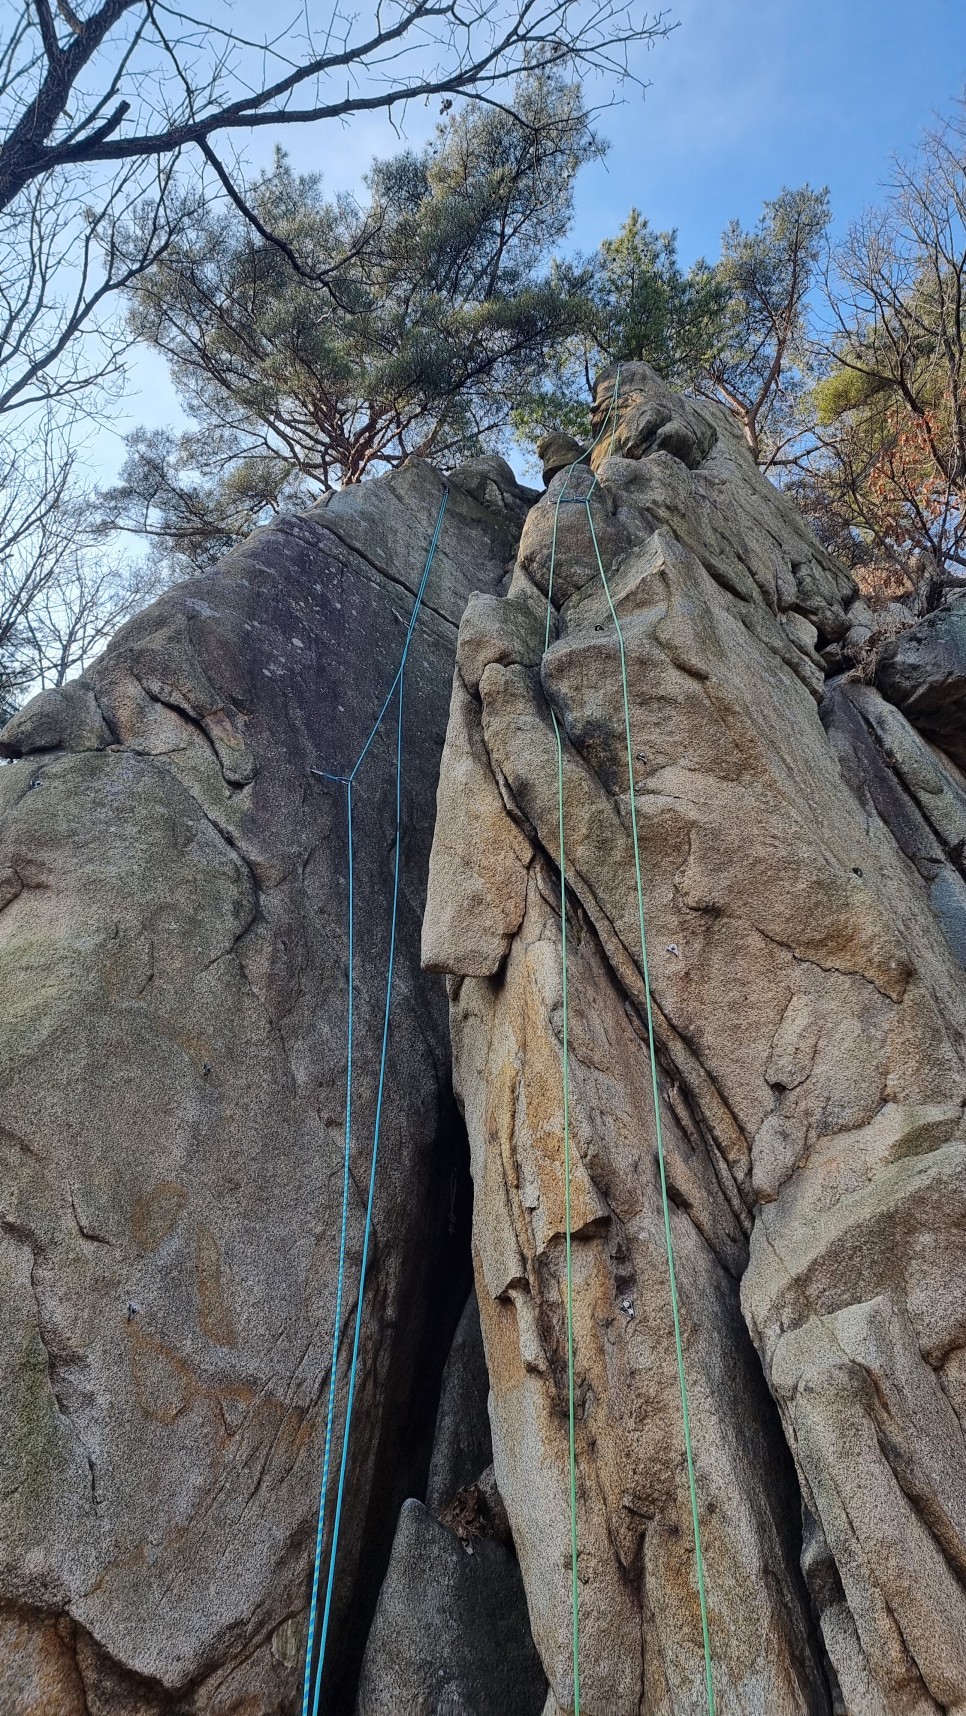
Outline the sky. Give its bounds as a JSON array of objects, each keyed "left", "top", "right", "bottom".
[
  {"left": 99, "top": 0, "right": 966, "bottom": 476},
  {"left": 569, "top": 0, "right": 966, "bottom": 259}
]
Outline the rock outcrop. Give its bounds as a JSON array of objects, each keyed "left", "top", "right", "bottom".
[
  {"left": 874, "top": 596, "right": 966, "bottom": 769},
  {"left": 5, "top": 359, "right": 966, "bottom": 1716},
  {"left": 0, "top": 455, "right": 537, "bottom": 1713},
  {"left": 424, "top": 365, "right": 966, "bottom": 1714},
  {"left": 357, "top": 1499, "right": 545, "bottom": 1716}
]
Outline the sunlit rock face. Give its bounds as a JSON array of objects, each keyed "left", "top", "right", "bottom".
[{"left": 425, "top": 363, "right": 966, "bottom": 1715}]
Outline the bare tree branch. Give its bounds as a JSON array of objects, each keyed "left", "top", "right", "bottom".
[{"left": 1, "top": 0, "right": 672, "bottom": 212}]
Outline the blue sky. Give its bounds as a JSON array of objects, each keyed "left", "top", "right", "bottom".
[
  {"left": 103, "top": 0, "right": 966, "bottom": 473},
  {"left": 570, "top": 0, "right": 966, "bottom": 260}
]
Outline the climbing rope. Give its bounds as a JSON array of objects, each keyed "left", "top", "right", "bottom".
[
  {"left": 544, "top": 506, "right": 580, "bottom": 1708},
  {"left": 546, "top": 371, "right": 715, "bottom": 1715},
  {"left": 302, "top": 484, "right": 449, "bottom": 1716}
]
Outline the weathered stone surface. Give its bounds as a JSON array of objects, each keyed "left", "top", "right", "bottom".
[
  {"left": 425, "top": 1290, "right": 493, "bottom": 1514},
  {"left": 0, "top": 680, "right": 113, "bottom": 758},
  {"left": 422, "top": 662, "right": 532, "bottom": 980},
  {"left": 359, "top": 1288, "right": 542, "bottom": 1713},
  {"left": 356, "top": 1500, "right": 546, "bottom": 1716},
  {"left": 875, "top": 601, "right": 966, "bottom": 769},
  {"left": 516, "top": 465, "right": 654, "bottom": 607},
  {"left": 535, "top": 434, "right": 588, "bottom": 487},
  {"left": 593, "top": 363, "right": 858, "bottom": 643},
  {"left": 425, "top": 366, "right": 966, "bottom": 1712},
  {"left": 822, "top": 679, "right": 966, "bottom": 967},
  {"left": 8, "top": 352, "right": 966, "bottom": 1716},
  {"left": 0, "top": 458, "right": 528, "bottom": 1712}
]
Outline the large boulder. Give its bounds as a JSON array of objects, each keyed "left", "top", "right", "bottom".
[
  {"left": 874, "top": 599, "right": 966, "bottom": 769},
  {"left": 0, "top": 456, "right": 532, "bottom": 1714},
  {"left": 424, "top": 1289, "right": 494, "bottom": 1513},
  {"left": 424, "top": 365, "right": 966, "bottom": 1713},
  {"left": 356, "top": 1500, "right": 546, "bottom": 1716},
  {"left": 357, "top": 1289, "right": 546, "bottom": 1716}
]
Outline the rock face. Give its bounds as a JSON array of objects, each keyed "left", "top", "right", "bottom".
[
  {"left": 823, "top": 678, "right": 966, "bottom": 970},
  {"left": 0, "top": 455, "right": 536, "bottom": 1713},
  {"left": 874, "top": 598, "right": 966, "bottom": 769},
  {"left": 357, "top": 1283, "right": 546, "bottom": 1715},
  {"left": 424, "top": 364, "right": 966, "bottom": 1713},
  {"left": 357, "top": 1499, "right": 546, "bottom": 1716},
  {"left": 5, "top": 360, "right": 966, "bottom": 1716},
  {"left": 424, "top": 1290, "right": 494, "bottom": 1513}
]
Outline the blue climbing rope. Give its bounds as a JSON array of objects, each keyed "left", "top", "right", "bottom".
[
  {"left": 299, "top": 773, "right": 354, "bottom": 1716},
  {"left": 302, "top": 484, "right": 449, "bottom": 1716}
]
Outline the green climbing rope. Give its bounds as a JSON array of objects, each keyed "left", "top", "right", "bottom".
[
  {"left": 544, "top": 497, "right": 581, "bottom": 1713},
  {"left": 546, "top": 369, "right": 715, "bottom": 1716}
]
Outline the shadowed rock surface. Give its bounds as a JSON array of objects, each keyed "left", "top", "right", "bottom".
[
  {"left": 424, "top": 364, "right": 966, "bottom": 1714},
  {"left": 874, "top": 598, "right": 966, "bottom": 769},
  {"left": 357, "top": 1287, "right": 546, "bottom": 1716},
  {"left": 0, "top": 455, "right": 536, "bottom": 1714},
  {"left": 425, "top": 1289, "right": 493, "bottom": 1514},
  {"left": 356, "top": 1500, "right": 546, "bottom": 1716}
]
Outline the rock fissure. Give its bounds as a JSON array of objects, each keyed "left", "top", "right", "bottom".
[
  {"left": 311, "top": 517, "right": 460, "bottom": 634},
  {"left": 751, "top": 918, "right": 910, "bottom": 1006}
]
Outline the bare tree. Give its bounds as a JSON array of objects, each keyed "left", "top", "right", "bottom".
[
  {"left": 0, "top": 153, "right": 200, "bottom": 421},
  {"left": 804, "top": 113, "right": 966, "bottom": 606},
  {"left": 1, "top": 0, "right": 670, "bottom": 213},
  {"left": 0, "top": 0, "right": 671, "bottom": 717},
  {"left": 0, "top": 0, "right": 672, "bottom": 421},
  {"left": 0, "top": 0, "right": 670, "bottom": 413},
  {"left": 0, "top": 416, "right": 149, "bottom": 715},
  {"left": 15, "top": 545, "right": 150, "bottom": 693}
]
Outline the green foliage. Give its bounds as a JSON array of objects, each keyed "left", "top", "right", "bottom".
[
  {"left": 516, "top": 186, "right": 831, "bottom": 467},
  {"left": 811, "top": 364, "right": 882, "bottom": 426},
  {"left": 593, "top": 210, "right": 726, "bottom": 379},
  {"left": 513, "top": 212, "right": 725, "bottom": 447},
  {"left": 699, "top": 184, "right": 830, "bottom": 460},
  {"left": 115, "top": 71, "right": 598, "bottom": 570}
]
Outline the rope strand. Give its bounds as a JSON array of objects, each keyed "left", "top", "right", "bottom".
[
  {"left": 302, "top": 485, "right": 449, "bottom": 1716},
  {"left": 546, "top": 370, "right": 714, "bottom": 1714},
  {"left": 300, "top": 776, "right": 354, "bottom": 1716}
]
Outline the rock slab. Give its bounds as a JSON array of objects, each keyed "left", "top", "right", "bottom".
[
  {"left": 357, "top": 1500, "right": 546, "bottom": 1716},
  {"left": 0, "top": 456, "right": 531, "bottom": 1713}
]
